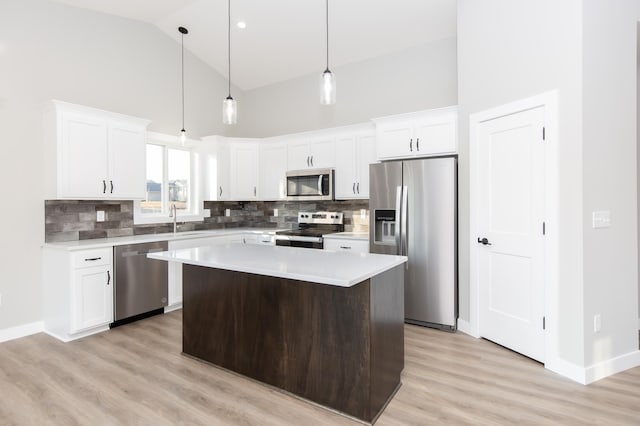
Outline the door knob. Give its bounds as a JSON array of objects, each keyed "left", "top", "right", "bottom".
[{"left": 477, "top": 237, "right": 491, "bottom": 245}]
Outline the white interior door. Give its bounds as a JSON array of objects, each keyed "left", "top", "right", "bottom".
[{"left": 477, "top": 106, "right": 546, "bottom": 362}]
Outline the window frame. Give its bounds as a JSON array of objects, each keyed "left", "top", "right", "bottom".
[{"left": 133, "top": 132, "right": 203, "bottom": 225}]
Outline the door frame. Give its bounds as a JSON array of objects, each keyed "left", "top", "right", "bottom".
[{"left": 469, "top": 91, "right": 559, "bottom": 368}]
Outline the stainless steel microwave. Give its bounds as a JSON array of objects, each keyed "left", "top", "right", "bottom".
[{"left": 286, "top": 169, "right": 334, "bottom": 201}]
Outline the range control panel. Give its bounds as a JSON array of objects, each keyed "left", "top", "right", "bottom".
[{"left": 298, "top": 211, "right": 343, "bottom": 225}]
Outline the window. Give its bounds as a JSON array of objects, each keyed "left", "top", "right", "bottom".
[{"left": 135, "top": 135, "right": 201, "bottom": 224}]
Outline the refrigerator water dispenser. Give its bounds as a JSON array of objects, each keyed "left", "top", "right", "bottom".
[{"left": 374, "top": 210, "right": 396, "bottom": 244}]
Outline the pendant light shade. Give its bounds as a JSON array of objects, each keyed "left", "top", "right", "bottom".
[
  {"left": 223, "top": 95, "right": 237, "bottom": 125},
  {"left": 178, "top": 26, "right": 188, "bottom": 144},
  {"left": 223, "top": 0, "right": 237, "bottom": 124},
  {"left": 321, "top": 0, "right": 335, "bottom": 105}
]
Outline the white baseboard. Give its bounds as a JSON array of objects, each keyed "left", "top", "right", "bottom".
[
  {"left": 584, "top": 350, "right": 640, "bottom": 384},
  {"left": 456, "top": 319, "right": 479, "bottom": 338},
  {"left": 546, "top": 350, "right": 640, "bottom": 385},
  {"left": 164, "top": 303, "right": 182, "bottom": 313},
  {"left": 0, "top": 321, "right": 44, "bottom": 343}
]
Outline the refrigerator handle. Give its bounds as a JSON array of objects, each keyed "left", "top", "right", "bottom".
[
  {"left": 401, "top": 185, "right": 408, "bottom": 265},
  {"left": 395, "top": 186, "right": 402, "bottom": 255}
]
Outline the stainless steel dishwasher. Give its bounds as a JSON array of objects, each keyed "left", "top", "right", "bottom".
[{"left": 112, "top": 241, "right": 168, "bottom": 327}]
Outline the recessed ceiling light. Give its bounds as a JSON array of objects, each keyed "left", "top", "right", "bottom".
[{"left": 236, "top": 21, "right": 246, "bottom": 29}]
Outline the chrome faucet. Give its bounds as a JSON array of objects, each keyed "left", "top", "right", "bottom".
[{"left": 170, "top": 204, "right": 177, "bottom": 234}]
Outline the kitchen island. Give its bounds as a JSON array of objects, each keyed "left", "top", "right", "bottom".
[{"left": 148, "top": 243, "right": 406, "bottom": 423}]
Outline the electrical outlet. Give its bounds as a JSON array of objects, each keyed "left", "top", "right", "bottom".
[
  {"left": 594, "top": 314, "right": 601, "bottom": 333},
  {"left": 273, "top": 208, "right": 279, "bottom": 217},
  {"left": 96, "top": 210, "right": 105, "bottom": 222},
  {"left": 203, "top": 209, "right": 211, "bottom": 218},
  {"left": 225, "top": 209, "right": 231, "bottom": 217}
]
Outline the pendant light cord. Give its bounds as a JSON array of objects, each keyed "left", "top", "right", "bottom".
[
  {"left": 325, "top": 0, "right": 329, "bottom": 71},
  {"left": 228, "top": 0, "right": 231, "bottom": 97},
  {"left": 181, "top": 31, "right": 185, "bottom": 130}
]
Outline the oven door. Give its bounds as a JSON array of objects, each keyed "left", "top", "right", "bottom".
[
  {"left": 286, "top": 169, "right": 334, "bottom": 201},
  {"left": 275, "top": 235, "right": 323, "bottom": 249}
]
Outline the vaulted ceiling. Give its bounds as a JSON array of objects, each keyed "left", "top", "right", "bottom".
[{"left": 50, "top": 0, "right": 457, "bottom": 90}]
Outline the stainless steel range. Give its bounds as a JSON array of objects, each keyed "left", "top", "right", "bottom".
[{"left": 275, "top": 212, "right": 344, "bottom": 249}]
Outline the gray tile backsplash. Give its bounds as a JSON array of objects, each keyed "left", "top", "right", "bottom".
[{"left": 45, "top": 199, "right": 369, "bottom": 242}]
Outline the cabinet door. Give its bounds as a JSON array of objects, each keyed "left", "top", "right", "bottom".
[
  {"left": 375, "top": 120, "right": 413, "bottom": 160},
  {"left": 309, "top": 137, "right": 336, "bottom": 169},
  {"left": 216, "top": 142, "right": 231, "bottom": 200},
  {"left": 334, "top": 135, "right": 358, "bottom": 199},
  {"left": 259, "top": 143, "right": 287, "bottom": 200},
  {"left": 413, "top": 112, "right": 457, "bottom": 156},
  {"left": 287, "top": 141, "right": 310, "bottom": 170},
  {"left": 355, "top": 134, "right": 376, "bottom": 198},
  {"left": 108, "top": 124, "right": 146, "bottom": 199},
  {"left": 60, "top": 112, "right": 108, "bottom": 198},
  {"left": 230, "top": 143, "right": 259, "bottom": 200},
  {"left": 71, "top": 265, "right": 113, "bottom": 333}
]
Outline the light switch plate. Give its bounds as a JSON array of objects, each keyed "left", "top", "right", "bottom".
[
  {"left": 592, "top": 211, "right": 611, "bottom": 228},
  {"left": 225, "top": 208, "right": 231, "bottom": 217},
  {"left": 203, "top": 209, "right": 211, "bottom": 218},
  {"left": 96, "top": 210, "right": 105, "bottom": 222},
  {"left": 273, "top": 208, "right": 278, "bottom": 217}
]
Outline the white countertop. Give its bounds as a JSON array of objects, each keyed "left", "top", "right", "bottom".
[
  {"left": 323, "top": 232, "right": 369, "bottom": 241},
  {"left": 43, "top": 228, "right": 283, "bottom": 251},
  {"left": 148, "top": 243, "right": 406, "bottom": 287}
]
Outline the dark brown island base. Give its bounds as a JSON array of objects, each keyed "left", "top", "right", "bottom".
[{"left": 148, "top": 244, "right": 407, "bottom": 423}]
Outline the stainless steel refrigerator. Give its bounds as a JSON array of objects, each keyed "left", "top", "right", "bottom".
[{"left": 369, "top": 156, "right": 457, "bottom": 331}]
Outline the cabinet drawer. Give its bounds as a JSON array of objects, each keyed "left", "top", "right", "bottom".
[
  {"left": 71, "top": 248, "right": 112, "bottom": 269},
  {"left": 323, "top": 239, "right": 369, "bottom": 254}
]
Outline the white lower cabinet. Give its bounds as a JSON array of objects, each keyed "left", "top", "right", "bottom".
[
  {"left": 167, "top": 236, "right": 228, "bottom": 310},
  {"left": 43, "top": 247, "right": 114, "bottom": 342},
  {"left": 323, "top": 238, "right": 369, "bottom": 254}
]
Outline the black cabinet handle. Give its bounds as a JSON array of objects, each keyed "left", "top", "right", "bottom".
[
  {"left": 306, "top": 156, "right": 310, "bottom": 167},
  {"left": 340, "top": 246, "right": 352, "bottom": 250},
  {"left": 409, "top": 138, "right": 413, "bottom": 152},
  {"left": 110, "top": 180, "right": 114, "bottom": 194},
  {"left": 477, "top": 237, "right": 491, "bottom": 246},
  {"left": 353, "top": 183, "right": 356, "bottom": 194},
  {"left": 416, "top": 138, "right": 420, "bottom": 151},
  {"left": 356, "top": 182, "right": 360, "bottom": 194},
  {"left": 102, "top": 180, "right": 106, "bottom": 193},
  {"left": 310, "top": 156, "right": 314, "bottom": 167},
  {"left": 254, "top": 186, "right": 256, "bottom": 196},
  {"left": 107, "top": 270, "right": 111, "bottom": 285},
  {"left": 219, "top": 186, "right": 223, "bottom": 197},
  {"left": 84, "top": 257, "right": 102, "bottom": 261}
]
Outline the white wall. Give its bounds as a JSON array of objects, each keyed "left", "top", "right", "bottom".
[
  {"left": 581, "top": 0, "right": 639, "bottom": 366},
  {"left": 0, "top": 0, "right": 238, "bottom": 330},
  {"left": 458, "top": 0, "right": 585, "bottom": 364},
  {"left": 235, "top": 38, "right": 458, "bottom": 138}
]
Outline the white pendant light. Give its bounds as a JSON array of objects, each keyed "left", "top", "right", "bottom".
[
  {"left": 179, "top": 26, "right": 188, "bottom": 145},
  {"left": 320, "top": 0, "right": 335, "bottom": 105},
  {"left": 223, "top": 0, "right": 237, "bottom": 124}
]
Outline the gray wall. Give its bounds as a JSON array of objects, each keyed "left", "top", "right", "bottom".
[
  {"left": 581, "top": 0, "right": 639, "bottom": 366},
  {"left": 234, "top": 38, "right": 458, "bottom": 138},
  {"left": 0, "top": 0, "right": 238, "bottom": 330}
]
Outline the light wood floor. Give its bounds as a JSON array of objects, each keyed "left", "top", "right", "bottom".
[{"left": 1, "top": 311, "right": 639, "bottom": 425}]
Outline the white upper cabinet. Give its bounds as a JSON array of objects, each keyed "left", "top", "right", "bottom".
[
  {"left": 44, "top": 100, "right": 150, "bottom": 199},
  {"left": 230, "top": 141, "right": 260, "bottom": 200},
  {"left": 199, "top": 136, "right": 231, "bottom": 201},
  {"left": 373, "top": 106, "right": 457, "bottom": 160},
  {"left": 287, "top": 136, "right": 336, "bottom": 170},
  {"left": 335, "top": 126, "right": 376, "bottom": 199},
  {"left": 259, "top": 142, "right": 287, "bottom": 200}
]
